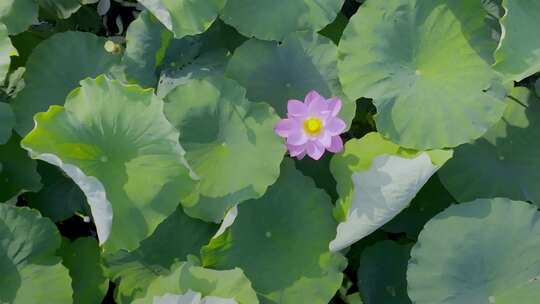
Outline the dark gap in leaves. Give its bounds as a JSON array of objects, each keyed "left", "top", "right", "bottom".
[
  {"left": 342, "top": 0, "right": 362, "bottom": 19},
  {"left": 345, "top": 98, "right": 377, "bottom": 140},
  {"left": 387, "top": 232, "right": 410, "bottom": 242},
  {"left": 15, "top": 194, "right": 29, "bottom": 208},
  {"left": 516, "top": 73, "right": 540, "bottom": 89},
  {"left": 345, "top": 230, "right": 388, "bottom": 283},
  {"left": 101, "top": 281, "right": 117, "bottom": 304},
  {"left": 102, "top": 1, "right": 139, "bottom": 36},
  {"left": 38, "top": 5, "right": 104, "bottom": 34},
  {"left": 56, "top": 214, "right": 96, "bottom": 241}
]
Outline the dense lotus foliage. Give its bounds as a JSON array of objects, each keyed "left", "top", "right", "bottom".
[{"left": 1, "top": 0, "right": 540, "bottom": 303}]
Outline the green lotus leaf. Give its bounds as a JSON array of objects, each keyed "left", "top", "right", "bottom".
[
  {"left": 122, "top": 13, "right": 243, "bottom": 91},
  {"left": 220, "top": 0, "right": 344, "bottom": 41},
  {"left": 157, "top": 20, "right": 244, "bottom": 73},
  {"left": 338, "top": 0, "right": 507, "bottom": 149},
  {"left": 132, "top": 261, "right": 258, "bottom": 304},
  {"left": 11, "top": 31, "right": 121, "bottom": 136},
  {"left": 122, "top": 10, "right": 173, "bottom": 88},
  {"left": 156, "top": 20, "right": 245, "bottom": 98},
  {"left": 357, "top": 241, "right": 412, "bottom": 304},
  {"left": 37, "top": 0, "right": 99, "bottom": 19},
  {"left": 0, "top": 204, "right": 72, "bottom": 303},
  {"left": 0, "top": 135, "right": 41, "bottom": 203},
  {"left": 408, "top": 198, "right": 540, "bottom": 304},
  {"left": 153, "top": 290, "right": 237, "bottom": 304},
  {"left": 294, "top": 153, "right": 338, "bottom": 201},
  {"left": 24, "top": 162, "right": 89, "bottom": 222},
  {"left": 189, "top": 19, "right": 247, "bottom": 53},
  {"left": 202, "top": 160, "right": 346, "bottom": 304},
  {"left": 106, "top": 207, "right": 218, "bottom": 304},
  {"left": 226, "top": 32, "right": 356, "bottom": 128},
  {"left": 21, "top": 76, "right": 196, "bottom": 253},
  {"left": 121, "top": 12, "right": 239, "bottom": 89},
  {"left": 0, "top": 102, "right": 15, "bottom": 144},
  {"left": 0, "top": 23, "right": 16, "bottom": 82},
  {"left": 137, "top": 0, "right": 226, "bottom": 39},
  {"left": 439, "top": 87, "right": 540, "bottom": 206},
  {"left": 163, "top": 76, "right": 285, "bottom": 222},
  {"left": 329, "top": 132, "right": 452, "bottom": 251},
  {"left": 158, "top": 49, "right": 230, "bottom": 99},
  {"left": 494, "top": 0, "right": 540, "bottom": 82},
  {"left": 0, "top": 1, "right": 38, "bottom": 34},
  {"left": 59, "top": 237, "right": 109, "bottom": 304},
  {"left": 382, "top": 175, "right": 455, "bottom": 239}
]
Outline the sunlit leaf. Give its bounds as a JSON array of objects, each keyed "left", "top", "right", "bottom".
[
  {"left": 163, "top": 76, "right": 285, "bottom": 222},
  {"left": 408, "top": 198, "right": 540, "bottom": 304},
  {"left": 330, "top": 132, "right": 452, "bottom": 251},
  {"left": 21, "top": 76, "right": 195, "bottom": 253},
  {"left": 338, "top": 0, "right": 507, "bottom": 149}
]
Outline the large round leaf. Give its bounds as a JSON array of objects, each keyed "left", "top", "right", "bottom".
[
  {"left": 202, "top": 160, "right": 346, "bottom": 304},
  {"left": 408, "top": 198, "right": 540, "bottom": 304},
  {"left": 137, "top": 0, "right": 226, "bottom": 39},
  {"left": 59, "top": 237, "right": 109, "bottom": 304},
  {"left": 0, "top": 23, "right": 16, "bottom": 82},
  {"left": 494, "top": 0, "right": 540, "bottom": 82},
  {"left": 0, "top": 1, "right": 38, "bottom": 34},
  {"left": 0, "top": 204, "right": 72, "bottom": 303},
  {"left": 132, "top": 261, "right": 258, "bottom": 304},
  {"left": 11, "top": 31, "right": 121, "bottom": 135},
  {"left": 439, "top": 87, "right": 540, "bottom": 206},
  {"left": 0, "top": 102, "right": 14, "bottom": 144},
  {"left": 106, "top": 207, "right": 218, "bottom": 304},
  {"left": 357, "top": 241, "right": 412, "bottom": 304},
  {"left": 226, "top": 32, "right": 355, "bottom": 128},
  {"left": 21, "top": 76, "right": 196, "bottom": 253},
  {"left": 163, "top": 76, "right": 285, "bottom": 222},
  {"left": 338, "top": 0, "right": 507, "bottom": 149},
  {"left": 220, "top": 0, "right": 344, "bottom": 41},
  {"left": 0, "top": 135, "right": 41, "bottom": 203},
  {"left": 329, "top": 132, "right": 452, "bottom": 251}
]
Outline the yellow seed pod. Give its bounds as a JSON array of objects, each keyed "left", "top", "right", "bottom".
[{"left": 104, "top": 40, "right": 122, "bottom": 54}]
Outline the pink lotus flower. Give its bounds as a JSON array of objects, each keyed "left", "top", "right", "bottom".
[{"left": 274, "top": 91, "right": 346, "bottom": 160}]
